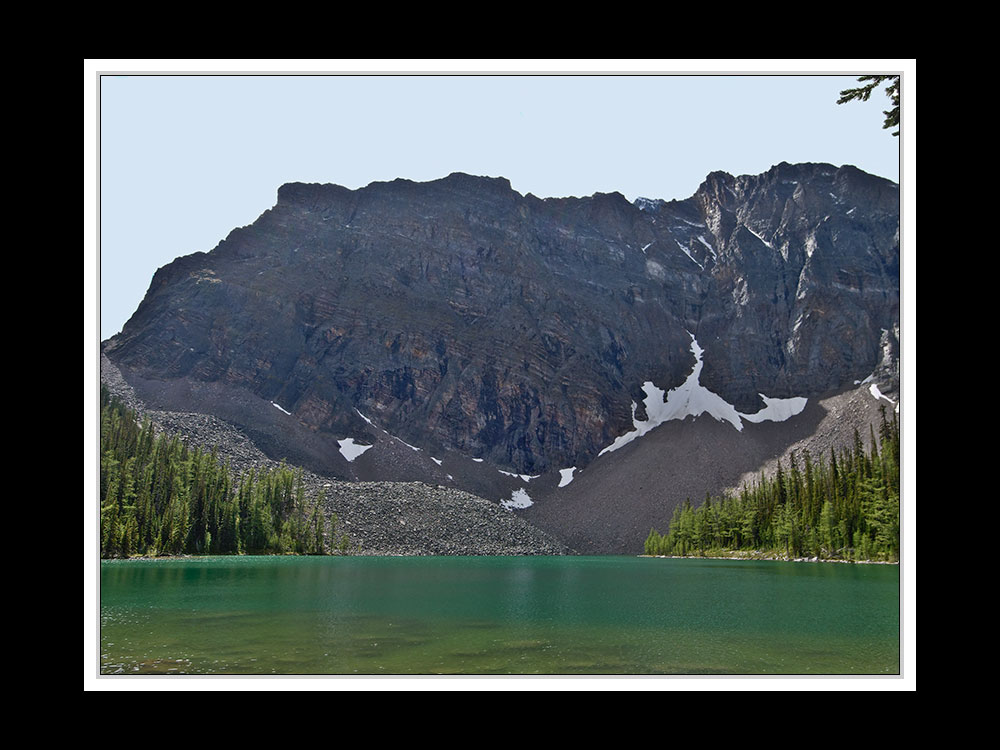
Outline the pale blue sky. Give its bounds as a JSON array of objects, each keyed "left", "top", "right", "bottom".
[{"left": 93, "top": 64, "right": 908, "bottom": 341}]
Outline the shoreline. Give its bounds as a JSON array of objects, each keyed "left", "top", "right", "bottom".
[
  {"left": 103, "top": 551, "right": 899, "bottom": 564},
  {"left": 640, "top": 553, "right": 899, "bottom": 565}
]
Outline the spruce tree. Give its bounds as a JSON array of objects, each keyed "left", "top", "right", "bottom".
[{"left": 837, "top": 75, "right": 900, "bottom": 137}]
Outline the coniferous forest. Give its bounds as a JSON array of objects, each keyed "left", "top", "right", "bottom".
[
  {"left": 99, "top": 387, "right": 353, "bottom": 559},
  {"left": 101, "top": 384, "right": 901, "bottom": 562},
  {"left": 644, "top": 407, "right": 901, "bottom": 562}
]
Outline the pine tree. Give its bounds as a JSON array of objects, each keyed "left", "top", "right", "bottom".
[
  {"left": 837, "top": 75, "right": 900, "bottom": 137},
  {"left": 644, "top": 412, "right": 900, "bottom": 562},
  {"left": 100, "top": 392, "right": 384, "bottom": 557}
]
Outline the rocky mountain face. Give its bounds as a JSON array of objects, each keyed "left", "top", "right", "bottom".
[{"left": 102, "top": 162, "right": 900, "bottom": 551}]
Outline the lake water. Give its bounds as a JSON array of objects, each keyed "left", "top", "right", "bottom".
[{"left": 99, "top": 555, "right": 900, "bottom": 676}]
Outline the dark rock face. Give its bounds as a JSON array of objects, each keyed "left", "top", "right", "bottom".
[{"left": 104, "top": 163, "right": 899, "bottom": 477}]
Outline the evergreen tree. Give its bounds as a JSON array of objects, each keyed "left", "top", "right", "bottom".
[
  {"left": 837, "top": 75, "right": 900, "bottom": 137},
  {"left": 644, "top": 410, "right": 901, "bottom": 562},
  {"left": 97, "top": 392, "right": 352, "bottom": 559}
]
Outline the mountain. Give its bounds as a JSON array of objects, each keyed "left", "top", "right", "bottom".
[{"left": 102, "top": 162, "right": 900, "bottom": 554}]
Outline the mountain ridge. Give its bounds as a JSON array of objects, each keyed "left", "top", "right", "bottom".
[{"left": 102, "top": 162, "right": 900, "bottom": 553}]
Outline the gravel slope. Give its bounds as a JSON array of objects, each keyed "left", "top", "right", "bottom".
[
  {"left": 99, "top": 354, "right": 571, "bottom": 556},
  {"left": 518, "top": 381, "right": 899, "bottom": 555}
]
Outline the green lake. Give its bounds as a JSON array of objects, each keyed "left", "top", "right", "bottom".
[{"left": 98, "top": 555, "right": 900, "bottom": 676}]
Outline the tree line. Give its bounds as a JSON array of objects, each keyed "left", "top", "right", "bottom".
[
  {"left": 645, "top": 406, "right": 900, "bottom": 562},
  {"left": 99, "top": 386, "right": 353, "bottom": 559}
]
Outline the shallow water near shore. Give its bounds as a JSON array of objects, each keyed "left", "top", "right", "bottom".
[{"left": 99, "top": 555, "right": 899, "bottom": 676}]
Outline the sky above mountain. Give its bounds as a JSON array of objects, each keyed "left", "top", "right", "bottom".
[{"left": 89, "top": 61, "right": 911, "bottom": 341}]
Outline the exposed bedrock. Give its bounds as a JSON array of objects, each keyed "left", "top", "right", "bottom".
[{"left": 105, "top": 162, "right": 900, "bottom": 479}]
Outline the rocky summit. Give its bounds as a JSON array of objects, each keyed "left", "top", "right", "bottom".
[{"left": 102, "top": 162, "right": 900, "bottom": 554}]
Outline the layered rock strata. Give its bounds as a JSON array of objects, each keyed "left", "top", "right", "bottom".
[{"left": 104, "top": 162, "right": 900, "bottom": 481}]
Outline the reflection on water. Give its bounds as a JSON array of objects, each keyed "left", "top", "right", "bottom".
[{"left": 100, "top": 556, "right": 899, "bottom": 675}]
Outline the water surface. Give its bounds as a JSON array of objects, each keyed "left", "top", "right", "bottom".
[{"left": 99, "top": 555, "right": 899, "bottom": 675}]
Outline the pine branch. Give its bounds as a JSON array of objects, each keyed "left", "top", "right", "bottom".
[{"left": 837, "top": 75, "right": 901, "bottom": 137}]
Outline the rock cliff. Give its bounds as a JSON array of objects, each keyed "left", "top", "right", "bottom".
[{"left": 102, "top": 162, "right": 900, "bottom": 552}]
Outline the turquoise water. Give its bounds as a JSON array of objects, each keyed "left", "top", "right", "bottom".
[{"left": 98, "top": 555, "right": 900, "bottom": 675}]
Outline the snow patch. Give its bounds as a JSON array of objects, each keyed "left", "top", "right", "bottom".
[
  {"left": 675, "top": 240, "right": 704, "bottom": 269},
  {"left": 696, "top": 235, "right": 717, "bottom": 261},
  {"left": 501, "top": 488, "right": 533, "bottom": 511},
  {"left": 370, "top": 418, "right": 421, "bottom": 451},
  {"left": 353, "top": 408, "right": 421, "bottom": 449},
  {"left": 431, "top": 457, "right": 443, "bottom": 466},
  {"left": 599, "top": 333, "right": 810, "bottom": 455},
  {"left": 558, "top": 468, "right": 576, "bottom": 488},
  {"left": 395, "top": 437, "right": 421, "bottom": 452},
  {"left": 472, "top": 458, "right": 484, "bottom": 463},
  {"left": 869, "top": 383, "right": 896, "bottom": 406},
  {"left": 499, "top": 470, "right": 540, "bottom": 482},
  {"left": 745, "top": 226, "right": 773, "bottom": 249},
  {"left": 271, "top": 401, "right": 291, "bottom": 415},
  {"left": 338, "top": 438, "right": 373, "bottom": 462},
  {"left": 599, "top": 334, "right": 743, "bottom": 455},
  {"left": 739, "top": 394, "right": 808, "bottom": 424},
  {"left": 868, "top": 383, "right": 900, "bottom": 414}
]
